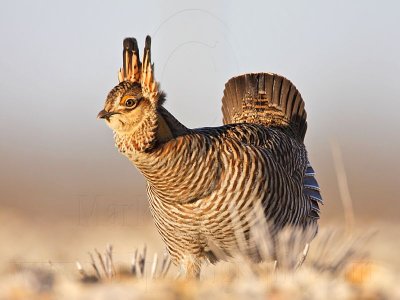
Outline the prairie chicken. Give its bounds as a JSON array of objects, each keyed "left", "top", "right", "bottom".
[{"left": 98, "top": 36, "right": 322, "bottom": 278}]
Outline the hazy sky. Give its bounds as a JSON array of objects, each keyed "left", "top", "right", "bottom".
[{"left": 1, "top": 0, "right": 399, "bottom": 220}]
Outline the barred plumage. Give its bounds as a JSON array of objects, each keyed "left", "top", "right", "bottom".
[{"left": 98, "top": 36, "right": 323, "bottom": 278}]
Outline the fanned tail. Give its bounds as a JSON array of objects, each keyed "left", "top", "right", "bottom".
[{"left": 221, "top": 73, "right": 307, "bottom": 141}]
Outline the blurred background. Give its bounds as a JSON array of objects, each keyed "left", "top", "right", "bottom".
[{"left": 0, "top": 0, "right": 399, "bottom": 269}]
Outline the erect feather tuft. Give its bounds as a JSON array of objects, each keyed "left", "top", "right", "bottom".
[
  {"left": 119, "top": 37, "right": 141, "bottom": 83},
  {"left": 117, "top": 36, "right": 160, "bottom": 104}
]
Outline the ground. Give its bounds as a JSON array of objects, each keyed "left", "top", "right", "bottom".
[{"left": 0, "top": 208, "right": 399, "bottom": 299}]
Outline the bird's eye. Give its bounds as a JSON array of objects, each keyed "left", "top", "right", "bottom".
[{"left": 125, "top": 98, "right": 136, "bottom": 108}]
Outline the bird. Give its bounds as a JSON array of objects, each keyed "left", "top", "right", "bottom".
[{"left": 98, "top": 36, "right": 323, "bottom": 279}]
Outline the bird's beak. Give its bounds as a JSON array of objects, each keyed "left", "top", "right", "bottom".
[{"left": 97, "top": 109, "right": 118, "bottom": 120}]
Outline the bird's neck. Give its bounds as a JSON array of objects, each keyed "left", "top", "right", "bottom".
[
  {"left": 114, "top": 108, "right": 221, "bottom": 204},
  {"left": 114, "top": 106, "right": 188, "bottom": 154},
  {"left": 156, "top": 106, "right": 189, "bottom": 142}
]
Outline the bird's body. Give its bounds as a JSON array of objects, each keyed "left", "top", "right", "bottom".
[{"left": 99, "top": 37, "right": 323, "bottom": 278}]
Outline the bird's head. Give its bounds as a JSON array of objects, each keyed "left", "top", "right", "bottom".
[
  {"left": 98, "top": 36, "right": 165, "bottom": 151},
  {"left": 99, "top": 80, "right": 164, "bottom": 133}
]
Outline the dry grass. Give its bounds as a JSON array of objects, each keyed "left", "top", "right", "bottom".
[{"left": 1, "top": 221, "right": 399, "bottom": 300}]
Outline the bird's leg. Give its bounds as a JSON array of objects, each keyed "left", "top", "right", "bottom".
[{"left": 180, "top": 255, "right": 201, "bottom": 279}]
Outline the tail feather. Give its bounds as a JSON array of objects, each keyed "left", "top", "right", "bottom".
[{"left": 221, "top": 73, "right": 307, "bottom": 141}]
